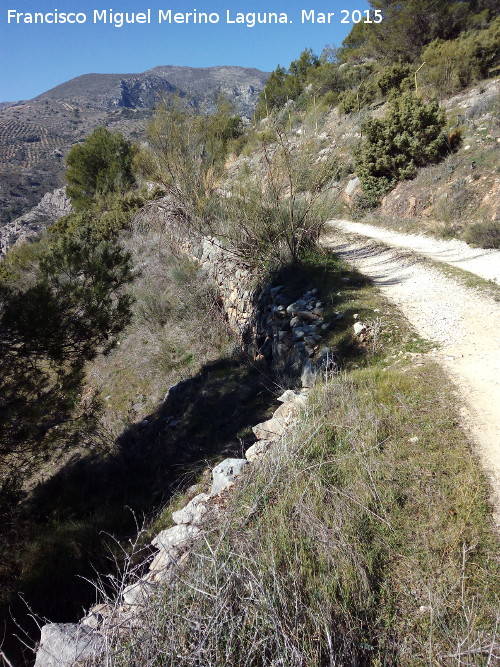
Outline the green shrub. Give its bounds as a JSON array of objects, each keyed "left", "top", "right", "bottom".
[
  {"left": 421, "top": 17, "right": 500, "bottom": 96},
  {"left": 338, "top": 0, "right": 496, "bottom": 64},
  {"left": 354, "top": 92, "right": 449, "bottom": 201},
  {"left": 66, "top": 127, "right": 137, "bottom": 209},
  {"left": 144, "top": 96, "right": 240, "bottom": 221},
  {"left": 208, "top": 124, "right": 340, "bottom": 266},
  {"left": 306, "top": 61, "right": 344, "bottom": 97},
  {"left": 377, "top": 62, "right": 413, "bottom": 95},
  {"left": 321, "top": 90, "right": 340, "bottom": 108},
  {"left": 337, "top": 81, "right": 377, "bottom": 114},
  {"left": 51, "top": 191, "right": 146, "bottom": 242},
  {"left": 350, "top": 192, "right": 380, "bottom": 218},
  {"left": 463, "top": 220, "right": 500, "bottom": 248},
  {"left": 0, "top": 221, "right": 134, "bottom": 458}
]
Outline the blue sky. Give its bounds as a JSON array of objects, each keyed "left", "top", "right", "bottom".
[{"left": 0, "top": 1, "right": 371, "bottom": 101}]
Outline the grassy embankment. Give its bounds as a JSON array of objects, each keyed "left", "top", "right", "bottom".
[{"left": 99, "top": 249, "right": 500, "bottom": 666}]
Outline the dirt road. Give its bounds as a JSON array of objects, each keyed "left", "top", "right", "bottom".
[
  {"left": 323, "top": 220, "right": 500, "bottom": 526},
  {"left": 330, "top": 220, "right": 500, "bottom": 284}
]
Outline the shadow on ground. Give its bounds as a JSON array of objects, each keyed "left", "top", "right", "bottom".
[
  {"left": 1, "top": 249, "right": 371, "bottom": 666},
  {"left": 1, "top": 356, "right": 275, "bottom": 666}
]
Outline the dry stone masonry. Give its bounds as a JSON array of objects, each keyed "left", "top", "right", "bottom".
[
  {"left": 34, "top": 307, "right": 375, "bottom": 665},
  {"left": 133, "top": 197, "right": 337, "bottom": 384},
  {"left": 34, "top": 197, "right": 349, "bottom": 665},
  {"left": 34, "top": 385, "right": 309, "bottom": 667}
]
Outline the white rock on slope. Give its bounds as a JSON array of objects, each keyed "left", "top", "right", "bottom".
[
  {"left": 34, "top": 623, "right": 103, "bottom": 667},
  {"left": 211, "top": 458, "right": 248, "bottom": 494},
  {"left": 172, "top": 493, "right": 211, "bottom": 525}
]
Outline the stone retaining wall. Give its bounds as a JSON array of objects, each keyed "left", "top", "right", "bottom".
[
  {"left": 33, "top": 197, "right": 343, "bottom": 665},
  {"left": 132, "top": 197, "right": 259, "bottom": 343},
  {"left": 34, "top": 386, "right": 310, "bottom": 667}
]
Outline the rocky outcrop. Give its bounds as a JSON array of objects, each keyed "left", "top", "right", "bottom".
[
  {"left": 35, "top": 66, "right": 268, "bottom": 117},
  {"left": 0, "top": 187, "right": 71, "bottom": 257}
]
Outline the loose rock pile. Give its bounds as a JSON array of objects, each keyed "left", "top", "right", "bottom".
[{"left": 254, "top": 285, "right": 338, "bottom": 386}]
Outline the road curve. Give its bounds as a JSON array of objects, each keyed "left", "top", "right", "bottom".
[
  {"left": 327, "top": 219, "right": 500, "bottom": 284},
  {"left": 322, "top": 225, "right": 500, "bottom": 527}
]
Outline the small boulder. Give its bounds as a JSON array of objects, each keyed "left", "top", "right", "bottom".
[
  {"left": 245, "top": 440, "right": 272, "bottom": 462},
  {"left": 345, "top": 176, "right": 360, "bottom": 196},
  {"left": 286, "top": 299, "right": 307, "bottom": 315},
  {"left": 273, "top": 401, "right": 299, "bottom": 423},
  {"left": 292, "top": 328, "right": 305, "bottom": 342},
  {"left": 353, "top": 322, "right": 367, "bottom": 336},
  {"left": 152, "top": 524, "right": 201, "bottom": 557},
  {"left": 149, "top": 548, "right": 176, "bottom": 575},
  {"left": 123, "top": 579, "right": 157, "bottom": 606},
  {"left": 81, "top": 604, "right": 112, "bottom": 630},
  {"left": 34, "top": 623, "right": 103, "bottom": 667},
  {"left": 172, "top": 493, "right": 211, "bottom": 526},
  {"left": 211, "top": 458, "right": 248, "bottom": 494},
  {"left": 277, "top": 389, "right": 301, "bottom": 403},
  {"left": 148, "top": 550, "right": 179, "bottom": 582},
  {"left": 301, "top": 360, "right": 317, "bottom": 388},
  {"left": 253, "top": 417, "right": 286, "bottom": 441}
]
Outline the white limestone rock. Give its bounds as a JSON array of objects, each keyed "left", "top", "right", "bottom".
[
  {"left": 122, "top": 579, "right": 157, "bottom": 606},
  {"left": 152, "top": 524, "right": 201, "bottom": 557},
  {"left": 172, "top": 493, "right": 212, "bottom": 525},
  {"left": 252, "top": 417, "right": 286, "bottom": 441},
  {"left": 245, "top": 440, "right": 273, "bottom": 462},
  {"left": 211, "top": 458, "right": 248, "bottom": 494},
  {"left": 354, "top": 322, "right": 367, "bottom": 335},
  {"left": 277, "top": 389, "right": 302, "bottom": 403},
  {"left": 34, "top": 623, "right": 103, "bottom": 667}
]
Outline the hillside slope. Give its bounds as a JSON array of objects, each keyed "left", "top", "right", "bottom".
[{"left": 0, "top": 65, "right": 268, "bottom": 224}]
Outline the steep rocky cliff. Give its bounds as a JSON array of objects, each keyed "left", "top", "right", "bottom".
[{"left": 0, "top": 187, "right": 71, "bottom": 256}]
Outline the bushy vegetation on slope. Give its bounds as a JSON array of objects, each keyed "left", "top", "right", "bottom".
[
  {"left": 0, "top": 129, "right": 142, "bottom": 464},
  {"left": 252, "top": 1, "right": 498, "bottom": 207},
  {"left": 66, "top": 127, "right": 137, "bottom": 210},
  {"left": 340, "top": 0, "right": 497, "bottom": 63},
  {"left": 354, "top": 93, "right": 451, "bottom": 202},
  {"left": 137, "top": 98, "right": 340, "bottom": 266},
  {"left": 421, "top": 17, "right": 500, "bottom": 96}
]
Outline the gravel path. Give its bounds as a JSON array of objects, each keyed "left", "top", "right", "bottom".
[
  {"left": 327, "top": 219, "right": 500, "bottom": 284},
  {"left": 322, "top": 226, "right": 500, "bottom": 527}
]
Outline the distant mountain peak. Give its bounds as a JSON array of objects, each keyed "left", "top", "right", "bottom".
[
  {"left": 34, "top": 65, "right": 269, "bottom": 116},
  {"left": 1, "top": 65, "right": 269, "bottom": 225}
]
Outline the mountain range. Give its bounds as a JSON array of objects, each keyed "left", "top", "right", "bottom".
[{"left": 0, "top": 65, "right": 268, "bottom": 225}]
